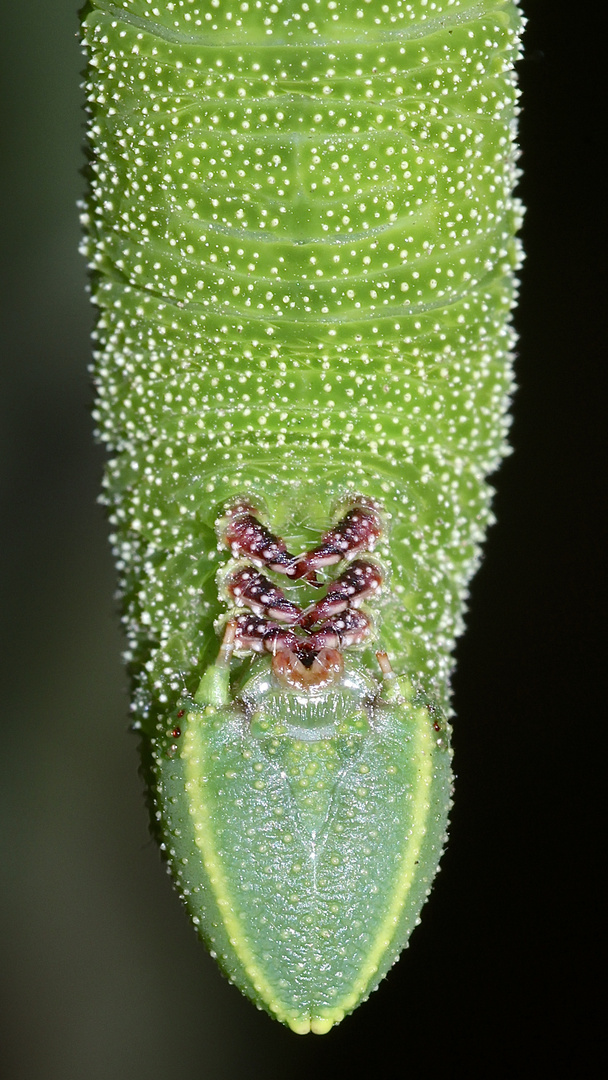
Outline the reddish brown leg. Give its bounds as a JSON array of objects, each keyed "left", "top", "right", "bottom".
[
  {"left": 293, "top": 503, "right": 383, "bottom": 573},
  {"left": 299, "top": 560, "right": 383, "bottom": 629},
  {"left": 234, "top": 608, "right": 372, "bottom": 657},
  {"left": 233, "top": 614, "right": 299, "bottom": 655},
  {"left": 220, "top": 502, "right": 317, "bottom": 581},
  {"left": 226, "top": 568, "right": 302, "bottom": 624},
  {"left": 233, "top": 614, "right": 269, "bottom": 653},
  {"left": 307, "top": 609, "right": 372, "bottom": 650}
]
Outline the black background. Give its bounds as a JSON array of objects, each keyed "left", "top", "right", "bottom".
[{"left": 0, "top": 2, "right": 603, "bottom": 1077}]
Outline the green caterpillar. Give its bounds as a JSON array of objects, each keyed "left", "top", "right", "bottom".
[{"left": 81, "top": 0, "right": 523, "bottom": 1034}]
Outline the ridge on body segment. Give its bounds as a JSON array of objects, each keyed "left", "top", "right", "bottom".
[{"left": 81, "top": 0, "right": 524, "bottom": 1033}]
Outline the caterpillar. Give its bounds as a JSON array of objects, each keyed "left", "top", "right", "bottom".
[{"left": 81, "top": 0, "right": 523, "bottom": 1035}]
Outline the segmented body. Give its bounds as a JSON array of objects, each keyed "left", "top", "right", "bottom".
[{"left": 82, "top": 0, "right": 523, "bottom": 1033}]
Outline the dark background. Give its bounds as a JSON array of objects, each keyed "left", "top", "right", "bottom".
[{"left": 0, "top": 2, "right": 602, "bottom": 1077}]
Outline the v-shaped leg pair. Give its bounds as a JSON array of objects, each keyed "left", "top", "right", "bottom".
[{"left": 217, "top": 499, "right": 385, "bottom": 690}]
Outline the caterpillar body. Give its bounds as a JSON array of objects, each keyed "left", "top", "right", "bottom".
[{"left": 81, "top": 0, "right": 523, "bottom": 1034}]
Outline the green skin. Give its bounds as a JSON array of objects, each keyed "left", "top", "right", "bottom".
[
  {"left": 159, "top": 657, "right": 451, "bottom": 1033},
  {"left": 81, "top": 0, "right": 522, "bottom": 1031}
]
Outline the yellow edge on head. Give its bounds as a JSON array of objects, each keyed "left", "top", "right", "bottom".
[
  {"left": 183, "top": 705, "right": 433, "bottom": 1034},
  {"left": 329, "top": 709, "right": 434, "bottom": 1011},
  {"left": 183, "top": 714, "right": 302, "bottom": 1030}
]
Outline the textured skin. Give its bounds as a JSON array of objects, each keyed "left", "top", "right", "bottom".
[
  {"left": 158, "top": 659, "right": 451, "bottom": 1032},
  {"left": 81, "top": 0, "right": 522, "bottom": 1032}
]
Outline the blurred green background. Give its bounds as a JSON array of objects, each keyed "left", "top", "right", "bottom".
[{"left": 0, "top": 2, "right": 600, "bottom": 1077}]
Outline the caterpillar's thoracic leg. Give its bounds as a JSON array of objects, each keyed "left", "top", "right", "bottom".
[
  {"left": 218, "top": 499, "right": 385, "bottom": 690},
  {"left": 219, "top": 499, "right": 383, "bottom": 581},
  {"left": 293, "top": 503, "right": 383, "bottom": 573},
  {"left": 232, "top": 609, "right": 372, "bottom": 658},
  {"left": 306, "top": 609, "right": 372, "bottom": 651},
  {"left": 233, "top": 613, "right": 269, "bottom": 653},
  {"left": 298, "top": 560, "right": 383, "bottom": 629},
  {"left": 220, "top": 501, "right": 317, "bottom": 581},
  {"left": 233, "top": 614, "right": 300, "bottom": 655},
  {"left": 226, "top": 567, "right": 302, "bottom": 623}
]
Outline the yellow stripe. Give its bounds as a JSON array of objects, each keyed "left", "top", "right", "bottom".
[
  {"left": 182, "top": 711, "right": 306, "bottom": 1030},
  {"left": 316, "top": 708, "right": 435, "bottom": 1028}
]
